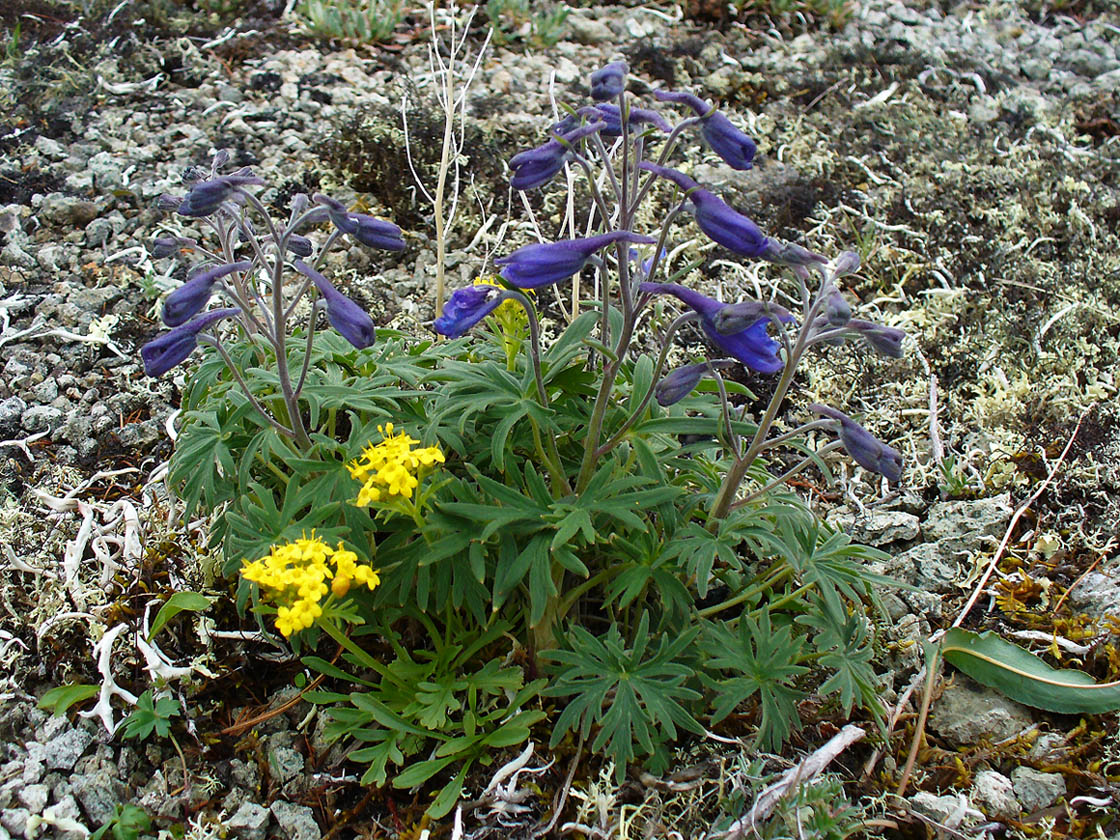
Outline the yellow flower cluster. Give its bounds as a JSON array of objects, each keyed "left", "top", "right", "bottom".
[
  {"left": 347, "top": 423, "right": 445, "bottom": 506},
  {"left": 240, "top": 535, "right": 380, "bottom": 636}
]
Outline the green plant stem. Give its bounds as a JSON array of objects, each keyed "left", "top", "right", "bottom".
[
  {"left": 708, "top": 280, "right": 831, "bottom": 523},
  {"left": 314, "top": 615, "right": 404, "bottom": 689},
  {"left": 696, "top": 566, "right": 794, "bottom": 620},
  {"left": 293, "top": 302, "right": 321, "bottom": 398}
]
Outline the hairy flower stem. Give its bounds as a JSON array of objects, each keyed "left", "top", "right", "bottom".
[
  {"left": 594, "top": 312, "right": 696, "bottom": 459},
  {"left": 730, "top": 440, "right": 845, "bottom": 511},
  {"left": 238, "top": 189, "right": 313, "bottom": 450},
  {"left": 708, "top": 285, "right": 829, "bottom": 522},
  {"left": 198, "top": 335, "right": 294, "bottom": 439}
]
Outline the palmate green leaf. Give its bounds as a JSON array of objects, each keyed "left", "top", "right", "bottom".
[
  {"left": 703, "top": 612, "right": 808, "bottom": 750},
  {"left": 351, "top": 731, "right": 406, "bottom": 786},
  {"left": 797, "top": 599, "right": 882, "bottom": 717},
  {"left": 942, "top": 628, "right": 1120, "bottom": 714},
  {"left": 544, "top": 613, "right": 702, "bottom": 782}
]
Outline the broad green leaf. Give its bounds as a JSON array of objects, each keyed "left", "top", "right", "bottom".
[
  {"left": 942, "top": 628, "right": 1120, "bottom": 714},
  {"left": 148, "top": 592, "right": 213, "bottom": 640},
  {"left": 38, "top": 684, "right": 99, "bottom": 717}
]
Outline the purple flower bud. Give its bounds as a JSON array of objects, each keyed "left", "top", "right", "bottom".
[
  {"left": 759, "top": 240, "right": 828, "bottom": 269},
  {"left": 151, "top": 237, "right": 183, "bottom": 258},
  {"left": 177, "top": 174, "right": 266, "bottom": 218},
  {"left": 831, "top": 251, "right": 860, "bottom": 278},
  {"left": 653, "top": 90, "right": 757, "bottom": 170},
  {"left": 351, "top": 216, "right": 405, "bottom": 251},
  {"left": 590, "top": 104, "right": 672, "bottom": 136},
  {"left": 311, "top": 194, "right": 404, "bottom": 251},
  {"left": 640, "top": 282, "right": 785, "bottom": 374},
  {"left": 847, "top": 319, "right": 906, "bottom": 358},
  {"left": 809, "top": 404, "right": 903, "bottom": 482},
  {"left": 156, "top": 194, "right": 185, "bottom": 212},
  {"left": 286, "top": 234, "right": 314, "bottom": 258},
  {"left": 590, "top": 61, "right": 627, "bottom": 101},
  {"left": 163, "top": 261, "right": 251, "bottom": 327},
  {"left": 823, "top": 290, "right": 851, "bottom": 327},
  {"left": 432, "top": 285, "right": 510, "bottom": 338},
  {"left": 508, "top": 121, "right": 606, "bottom": 191},
  {"left": 711, "top": 300, "right": 793, "bottom": 335},
  {"left": 142, "top": 308, "right": 240, "bottom": 377},
  {"left": 640, "top": 163, "right": 772, "bottom": 258},
  {"left": 655, "top": 359, "right": 737, "bottom": 406},
  {"left": 294, "top": 260, "right": 376, "bottom": 349},
  {"left": 495, "top": 231, "right": 655, "bottom": 290}
]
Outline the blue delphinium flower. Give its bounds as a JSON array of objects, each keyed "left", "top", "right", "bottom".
[
  {"left": 496, "top": 231, "right": 655, "bottom": 290},
  {"left": 142, "top": 308, "right": 241, "bottom": 377},
  {"left": 163, "top": 261, "right": 252, "bottom": 327},
  {"left": 654, "top": 90, "right": 758, "bottom": 171},
  {"left": 508, "top": 121, "right": 607, "bottom": 191},
  {"left": 655, "top": 359, "right": 737, "bottom": 406},
  {"left": 177, "top": 173, "right": 266, "bottom": 217},
  {"left": 809, "top": 404, "right": 903, "bottom": 482},
  {"left": 640, "top": 163, "right": 771, "bottom": 258},
  {"left": 640, "top": 282, "right": 787, "bottom": 373},
  {"left": 312, "top": 195, "right": 405, "bottom": 251},
  {"left": 432, "top": 285, "right": 511, "bottom": 338},
  {"left": 590, "top": 61, "right": 627, "bottom": 101},
  {"left": 294, "top": 260, "right": 376, "bottom": 350}
]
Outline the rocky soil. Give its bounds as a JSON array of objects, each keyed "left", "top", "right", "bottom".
[{"left": 1, "top": 0, "right": 1119, "bottom": 837}]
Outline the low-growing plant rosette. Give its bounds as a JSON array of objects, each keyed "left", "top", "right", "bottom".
[{"left": 149, "top": 60, "right": 916, "bottom": 819}]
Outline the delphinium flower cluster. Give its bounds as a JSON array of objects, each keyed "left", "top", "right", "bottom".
[
  {"left": 436, "top": 59, "right": 906, "bottom": 514},
  {"left": 241, "top": 535, "right": 380, "bottom": 636},
  {"left": 144, "top": 151, "right": 404, "bottom": 450}
]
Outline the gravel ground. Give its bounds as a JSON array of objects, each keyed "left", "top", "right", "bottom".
[{"left": 1, "top": 0, "right": 1119, "bottom": 836}]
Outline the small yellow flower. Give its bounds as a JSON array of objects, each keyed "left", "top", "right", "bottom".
[
  {"left": 239, "top": 535, "right": 380, "bottom": 637},
  {"left": 348, "top": 424, "right": 445, "bottom": 508}
]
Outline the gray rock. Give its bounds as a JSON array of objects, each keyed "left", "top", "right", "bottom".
[
  {"left": 1068, "top": 568, "right": 1120, "bottom": 617},
  {"left": 1022, "top": 58, "right": 1053, "bottom": 81},
  {"left": 270, "top": 747, "right": 304, "bottom": 784},
  {"left": 71, "top": 768, "right": 124, "bottom": 826},
  {"left": 34, "top": 136, "right": 67, "bottom": 160},
  {"left": 44, "top": 728, "right": 93, "bottom": 771},
  {"left": 21, "top": 404, "right": 63, "bottom": 434},
  {"left": 972, "top": 770, "right": 1019, "bottom": 818},
  {"left": 38, "top": 194, "right": 100, "bottom": 228},
  {"left": 832, "top": 509, "right": 920, "bottom": 545},
  {"left": 2, "top": 241, "right": 36, "bottom": 269},
  {"left": 42, "top": 795, "right": 86, "bottom": 840},
  {"left": 910, "top": 791, "right": 981, "bottom": 825},
  {"left": 0, "top": 396, "right": 26, "bottom": 437},
  {"left": 1010, "top": 766, "right": 1065, "bottom": 812},
  {"left": 84, "top": 217, "right": 115, "bottom": 247},
  {"left": 922, "top": 494, "right": 1012, "bottom": 551},
  {"left": 565, "top": 14, "right": 614, "bottom": 44},
  {"left": 270, "top": 801, "right": 321, "bottom": 840},
  {"left": 227, "top": 802, "right": 270, "bottom": 840},
  {"left": 0, "top": 808, "right": 29, "bottom": 838},
  {"left": 18, "top": 783, "right": 48, "bottom": 814},
  {"left": 930, "top": 677, "right": 1033, "bottom": 746}
]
